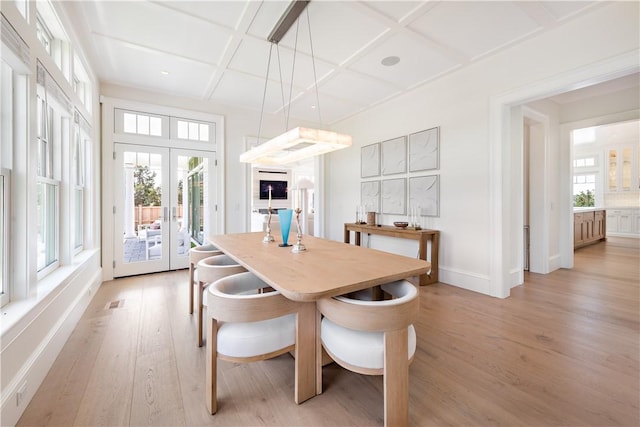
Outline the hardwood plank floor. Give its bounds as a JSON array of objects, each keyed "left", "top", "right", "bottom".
[{"left": 17, "top": 237, "right": 639, "bottom": 426}]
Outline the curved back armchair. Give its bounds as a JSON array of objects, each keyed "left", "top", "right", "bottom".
[
  {"left": 317, "top": 280, "right": 419, "bottom": 427},
  {"left": 205, "top": 271, "right": 303, "bottom": 414},
  {"left": 189, "top": 244, "right": 222, "bottom": 314},
  {"left": 195, "top": 254, "right": 246, "bottom": 347}
]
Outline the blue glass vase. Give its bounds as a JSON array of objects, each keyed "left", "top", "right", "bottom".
[{"left": 278, "top": 209, "right": 293, "bottom": 247}]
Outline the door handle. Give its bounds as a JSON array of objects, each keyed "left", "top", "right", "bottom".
[
  {"left": 172, "top": 206, "right": 177, "bottom": 222},
  {"left": 164, "top": 207, "right": 169, "bottom": 223}
]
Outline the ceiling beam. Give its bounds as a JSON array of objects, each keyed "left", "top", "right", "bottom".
[{"left": 267, "top": 0, "right": 310, "bottom": 43}]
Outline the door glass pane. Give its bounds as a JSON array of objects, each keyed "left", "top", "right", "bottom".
[
  {"left": 123, "top": 151, "right": 163, "bottom": 263},
  {"left": 184, "top": 156, "right": 207, "bottom": 246}
]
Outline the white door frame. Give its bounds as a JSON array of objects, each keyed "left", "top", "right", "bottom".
[
  {"left": 101, "top": 97, "right": 224, "bottom": 281},
  {"left": 489, "top": 51, "right": 639, "bottom": 298}
]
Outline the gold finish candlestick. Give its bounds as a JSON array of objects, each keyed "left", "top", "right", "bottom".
[
  {"left": 292, "top": 208, "right": 306, "bottom": 253},
  {"left": 263, "top": 208, "right": 275, "bottom": 243}
]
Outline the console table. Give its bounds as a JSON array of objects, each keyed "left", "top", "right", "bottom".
[{"left": 344, "top": 223, "right": 439, "bottom": 286}]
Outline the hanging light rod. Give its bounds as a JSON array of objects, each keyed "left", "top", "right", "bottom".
[
  {"left": 240, "top": 0, "right": 352, "bottom": 166},
  {"left": 268, "top": 0, "right": 310, "bottom": 44}
]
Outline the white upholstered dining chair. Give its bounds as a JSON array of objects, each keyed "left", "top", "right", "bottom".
[
  {"left": 317, "top": 280, "right": 419, "bottom": 427},
  {"left": 195, "top": 254, "right": 246, "bottom": 347},
  {"left": 205, "top": 271, "right": 303, "bottom": 415},
  {"left": 189, "top": 244, "right": 222, "bottom": 315}
]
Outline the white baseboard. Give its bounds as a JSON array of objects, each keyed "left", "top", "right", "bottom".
[
  {"left": 549, "top": 254, "right": 562, "bottom": 271},
  {"left": 0, "top": 264, "right": 102, "bottom": 427},
  {"left": 438, "top": 266, "right": 504, "bottom": 297}
]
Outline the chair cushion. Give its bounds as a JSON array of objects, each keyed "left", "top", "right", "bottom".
[
  {"left": 217, "top": 314, "right": 296, "bottom": 358},
  {"left": 321, "top": 318, "right": 416, "bottom": 370}
]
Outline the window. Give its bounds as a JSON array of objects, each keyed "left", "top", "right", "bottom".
[
  {"left": 123, "top": 111, "right": 163, "bottom": 136},
  {"left": 176, "top": 119, "right": 211, "bottom": 142},
  {"left": 14, "top": 0, "right": 28, "bottom": 19},
  {"left": 73, "top": 52, "right": 92, "bottom": 114},
  {"left": 573, "top": 174, "right": 596, "bottom": 207},
  {"left": 36, "top": 16, "right": 52, "bottom": 54},
  {"left": 36, "top": 1, "right": 72, "bottom": 82},
  {"left": 73, "top": 115, "right": 88, "bottom": 252},
  {"left": 36, "top": 94, "right": 59, "bottom": 273},
  {"left": 574, "top": 157, "right": 595, "bottom": 168},
  {"left": 37, "top": 96, "right": 54, "bottom": 177}
]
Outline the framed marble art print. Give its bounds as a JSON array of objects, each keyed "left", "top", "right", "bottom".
[
  {"left": 409, "top": 127, "right": 439, "bottom": 172},
  {"left": 361, "top": 143, "right": 380, "bottom": 178}
]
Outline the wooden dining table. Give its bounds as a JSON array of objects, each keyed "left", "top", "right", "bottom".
[{"left": 206, "top": 232, "right": 430, "bottom": 409}]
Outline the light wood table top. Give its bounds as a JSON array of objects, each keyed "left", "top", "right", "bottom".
[{"left": 208, "top": 232, "right": 430, "bottom": 302}]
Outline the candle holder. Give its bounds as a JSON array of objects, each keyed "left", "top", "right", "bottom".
[
  {"left": 292, "top": 208, "right": 306, "bottom": 253},
  {"left": 263, "top": 208, "right": 275, "bottom": 243}
]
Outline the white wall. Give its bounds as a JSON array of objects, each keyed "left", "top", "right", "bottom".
[{"left": 326, "top": 2, "right": 639, "bottom": 297}]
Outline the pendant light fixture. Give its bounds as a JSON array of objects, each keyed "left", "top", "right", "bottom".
[{"left": 239, "top": 0, "right": 352, "bottom": 165}]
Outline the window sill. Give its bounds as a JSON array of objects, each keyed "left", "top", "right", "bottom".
[{"left": 1, "top": 248, "right": 99, "bottom": 340}]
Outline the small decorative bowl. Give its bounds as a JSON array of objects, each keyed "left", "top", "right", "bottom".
[{"left": 393, "top": 221, "right": 409, "bottom": 228}]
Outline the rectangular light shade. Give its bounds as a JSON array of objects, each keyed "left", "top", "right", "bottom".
[{"left": 240, "top": 127, "right": 352, "bottom": 165}]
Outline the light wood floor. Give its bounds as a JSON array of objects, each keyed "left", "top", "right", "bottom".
[{"left": 18, "top": 238, "right": 639, "bottom": 426}]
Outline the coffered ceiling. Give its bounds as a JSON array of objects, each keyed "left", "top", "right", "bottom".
[{"left": 63, "top": 1, "right": 605, "bottom": 125}]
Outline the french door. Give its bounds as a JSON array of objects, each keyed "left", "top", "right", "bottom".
[{"left": 113, "top": 144, "right": 216, "bottom": 277}]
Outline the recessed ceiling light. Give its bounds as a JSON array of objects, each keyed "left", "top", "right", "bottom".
[
  {"left": 381, "top": 56, "right": 400, "bottom": 67},
  {"left": 311, "top": 105, "right": 316, "bottom": 109},
  {"left": 160, "top": 70, "right": 170, "bottom": 75}
]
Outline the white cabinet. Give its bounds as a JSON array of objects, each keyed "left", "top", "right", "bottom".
[
  {"left": 606, "top": 208, "right": 640, "bottom": 237},
  {"left": 606, "top": 144, "right": 638, "bottom": 192}
]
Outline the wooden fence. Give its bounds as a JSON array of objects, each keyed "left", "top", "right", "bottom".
[{"left": 135, "top": 205, "right": 184, "bottom": 228}]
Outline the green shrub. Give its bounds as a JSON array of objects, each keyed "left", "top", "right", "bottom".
[{"left": 574, "top": 190, "right": 595, "bottom": 207}]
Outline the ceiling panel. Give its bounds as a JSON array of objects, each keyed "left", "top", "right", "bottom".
[
  {"left": 319, "top": 71, "right": 399, "bottom": 108},
  {"left": 362, "top": 1, "right": 425, "bottom": 22},
  {"left": 83, "top": 1, "right": 231, "bottom": 65},
  {"left": 348, "top": 32, "right": 459, "bottom": 89},
  {"left": 410, "top": 1, "right": 543, "bottom": 60},
  {"left": 228, "top": 37, "right": 335, "bottom": 89},
  {"left": 93, "top": 38, "right": 216, "bottom": 99},
  {"left": 160, "top": 1, "right": 248, "bottom": 29},
  {"left": 287, "top": 91, "right": 363, "bottom": 124},
  {"left": 540, "top": 1, "right": 597, "bottom": 21},
  {"left": 212, "top": 70, "right": 301, "bottom": 113}
]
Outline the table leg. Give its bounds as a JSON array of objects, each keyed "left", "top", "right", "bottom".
[
  {"left": 384, "top": 328, "right": 409, "bottom": 427},
  {"left": 418, "top": 233, "right": 439, "bottom": 285},
  {"left": 295, "top": 302, "right": 317, "bottom": 404},
  {"left": 343, "top": 225, "right": 350, "bottom": 244},
  {"left": 430, "top": 232, "right": 439, "bottom": 284}
]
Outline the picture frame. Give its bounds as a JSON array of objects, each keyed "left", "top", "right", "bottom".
[
  {"left": 361, "top": 143, "right": 380, "bottom": 178},
  {"left": 381, "top": 136, "right": 407, "bottom": 175},
  {"left": 381, "top": 178, "right": 406, "bottom": 215},
  {"left": 409, "top": 127, "right": 439, "bottom": 172},
  {"left": 409, "top": 175, "right": 439, "bottom": 217},
  {"left": 361, "top": 181, "right": 380, "bottom": 213}
]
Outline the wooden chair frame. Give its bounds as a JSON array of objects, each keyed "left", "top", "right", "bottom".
[
  {"left": 205, "top": 271, "right": 308, "bottom": 414},
  {"left": 188, "top": 244, "right": 222, "bottom": 315},
  {"left": 196, "top": 254, "right": 246, "bottom": 347},
  {"left": 317, "top": 281, "right": 419, "bottom": 427}
]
